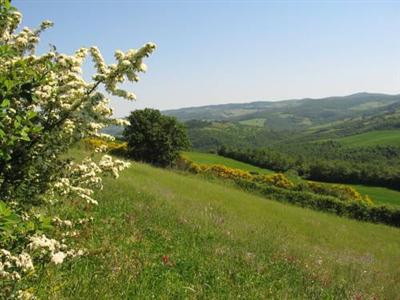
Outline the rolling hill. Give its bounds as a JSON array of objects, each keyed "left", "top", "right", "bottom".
[
  {"left": 33, "top": 154, "right": 400, "bottom": 299},
  {"left": 335, "top": 129, "right": 400, "bottom": 148},
  {"left": 164, "top": 92, "right": 400, "bottom": 130},
  {"left": 104, "top": 92, "right": 400, "bottom": 151}
]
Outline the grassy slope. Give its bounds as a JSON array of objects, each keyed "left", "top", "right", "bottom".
[
  {"left": 336, "top": 129, "right": 400, "bottom": 147},
  {"left": 185, "top": 151, "right": 400, "bottom": 207},
  {"left": 182, "top": 151, "right": 274, "bottom": 174},
  {"left": 33, "top": 161, "right": 400, "bottom": 299},
  {"left": 344, "top": 184, "right": 400, "bottom": 207}
]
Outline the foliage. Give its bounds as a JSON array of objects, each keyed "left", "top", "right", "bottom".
[
  {"left": 178, "top": 157, "right": 374, "bottom": 206},
  {"left": 174, "top": 157, "right": 400, "bottom": 227},
  {"left": 124, "top": 109, "right": 190, "bottom": 167},
  {"left": 260, "top": 173, "right": 295, "bottom": 189},
  {"left": 83, "top": 137, "right": 127, "bottom": 156},
  {"left": 182, "top": 151, "right": 274, "bottom": 174},
  {"left": 218, "top": 146, "right": 400, "bottom": 190},
  {"left": 235, "top": 179, "right": 400, "bottom": 228},
  {"left": 0, "top": 1, "right": 154, "bottom": 297},
  {"left": 305, "top": 181, "right": 373, "bottom": 205},
  {"left": 185, "top": 120, "right": 292, "bottom": 151},
  {"left": 218, "top": 146, "right": 296, "bottom": 172}
]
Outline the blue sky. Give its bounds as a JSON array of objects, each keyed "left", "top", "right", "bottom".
[{"left": 14, "top": 0, "right": 400, "bottom": 117}]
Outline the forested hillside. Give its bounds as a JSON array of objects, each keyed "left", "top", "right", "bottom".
[{"left": 165, "top": 92, "right": 400, "bottom": 129}]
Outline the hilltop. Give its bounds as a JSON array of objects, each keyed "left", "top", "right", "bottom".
[{"left": 164, "top": 92, "right": 400, "bottom": 130}]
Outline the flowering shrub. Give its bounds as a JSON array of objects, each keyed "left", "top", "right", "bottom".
[
  {"left": 0, "top": 1, "right": 155, "bottom": 297},
  {"left": 306, "top": 182, "right": 373, "bottom": 206},
  {"left": 178, "top": 156, "right": 294, "bottom": 190},
  {"left": 83, "top": 137, "right": 127, "bottom": 154},
  {"left": 259, "top": 173, "right": 295, "bottom": 189},
  {"left": 175, "top": 156, "right": 400, "bottom": 226},
  {"left": 205, "top": 165, "right": 253, "bottom": 181}
]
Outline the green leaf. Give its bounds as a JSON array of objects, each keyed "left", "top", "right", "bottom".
[
  {"left": 20, "top": 134, "right": 30, "bottom": 142},
  {"left": 27, "top": 110, "right": 37, "bottom": 120},
  {"left": 4, "top": 80, "right": 13, "bottom": 91},
  {"left": 1, "top": 99, "right": 10, "bottom": 108}
]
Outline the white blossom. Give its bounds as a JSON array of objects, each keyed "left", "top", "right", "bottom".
[{"left": 51, "top": 252, "right": 67, "bottom": 265}]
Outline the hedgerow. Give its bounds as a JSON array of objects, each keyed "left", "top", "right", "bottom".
[{"left": 178, "top": 157, "right": 400, "bottom": 227}]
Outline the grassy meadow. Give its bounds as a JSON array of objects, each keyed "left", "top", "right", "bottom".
[
  {"left": 336, "top": 129, "right": 400, "bottom": 147},
  {"left": 342, "top": 183, "right": 400, "bottom": 207},
  {"left": 31, "top": 153, "right": 400, "bottom": 299}
]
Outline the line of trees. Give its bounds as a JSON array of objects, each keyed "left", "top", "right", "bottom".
[{"left": 218, "top": 146, "right": 400, "bottom": 190}]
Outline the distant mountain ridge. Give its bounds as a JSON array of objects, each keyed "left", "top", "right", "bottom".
[{"left": 164, "top": 92, "right": 400, "bottom": 130}]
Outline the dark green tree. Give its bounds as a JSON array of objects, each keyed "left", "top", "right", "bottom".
[{"left": 123, "top": 109, "right": 190, "bottom": 167}]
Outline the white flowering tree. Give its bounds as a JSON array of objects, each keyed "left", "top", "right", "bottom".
[{"left": 0, "top": 1, "right": 155, "bottom": 297}]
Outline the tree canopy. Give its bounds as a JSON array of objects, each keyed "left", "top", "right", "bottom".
[{"left": 124, "top": 109, "right": 190, "bottom": 167}]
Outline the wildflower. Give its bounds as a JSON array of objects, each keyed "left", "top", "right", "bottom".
[
  {"left": 51, "top": 252, "right": 66, "bottom": 265},
  {"left": 162, "top": 255, "right": 169, "bottom": 265}
]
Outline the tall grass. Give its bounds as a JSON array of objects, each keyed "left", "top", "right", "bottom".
[{"left": 31, "top": 160, "right": 400, "bottom": 299}]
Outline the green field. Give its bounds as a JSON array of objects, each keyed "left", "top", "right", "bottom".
[
  {"left": 182, "top": 151, "right": 274, "bottom": 174},
  {"left": 32, "top": 157, "right": 400, "bottom": 299},
  {"left": 238, "top": 118, "right": 266, "bottom": 127},
  {"left": 336, "top": 129, "right": 400, "bottom": 147},
  {"left": 184, "top": 151, "right": 400, "bottom": 207},
  {"left": 346, "top": 184, "right": 400, "bottom": 207}
]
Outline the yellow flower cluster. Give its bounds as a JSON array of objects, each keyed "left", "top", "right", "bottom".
[
  {"left": 180, "top": 157, "right": 294, "bottom": 189},
  {"left": 259, "top": 173, "right": 295, "bottom": 189},
  {"left": 83, "top": 138, "right": 127, "bottom": 153},
  {"left": 180, "top": 156, "right": 373, "bottom": 205},
  {"left": 307, "top": 181, "right": 373, "bottom": 205},
  {"left": 205, "top": 164, "right": 253, "bottom": 181}
]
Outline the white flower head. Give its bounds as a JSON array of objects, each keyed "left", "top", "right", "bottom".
[{"left": 51, "top": 251, "right": 67, "bottom": 265}]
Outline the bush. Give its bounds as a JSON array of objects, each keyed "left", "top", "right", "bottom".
[
  {"left": 306, "top": 181, "right": 372, "bottom": 205},
  {"left": 83, "top": 138, "right": 127, "bottom": 156},
  {"left": 178, "top": 157, "right": 400, "bottom": 227},
  {"left": 124, "top": 109, "right": 190, "bottom": 167},
  {"left": 259, "top": 173, "right": 295, "bottom": 189},
  {"left": 0, "top": 1, "right": 155, "bottom": 297},
  {"left": 235, "top": 178, "right": 400, "bottom": 228}
]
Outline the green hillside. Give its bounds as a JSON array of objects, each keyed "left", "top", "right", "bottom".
[
  {"left": 182, "top": 151, "right": 274, "bottom": 174},
  {"left": 165, "top": 93, "right": 400, "bottom": 130},
  {"left": 185, "top": 151, "right": 400, "bottom": 207},
  {"left": 347, "top": 184, "right": 400, "bottom": 207},
  {"left": 336, "top": 129, "right": 400, "bottom": 148},
  {"left": 238, "top": 118, "right": 266, "bottom": 127},
  {"left": 32, "top": 160, "right": 400, "bottom": 299}
]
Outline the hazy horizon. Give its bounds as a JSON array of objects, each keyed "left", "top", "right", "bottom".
[{"left": 15, "top": 0, "right": 400, "bottom": 117}]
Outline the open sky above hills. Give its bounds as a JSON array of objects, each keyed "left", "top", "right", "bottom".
[{"left": 16, "top": 0, "right": 400, "bottom": 116}]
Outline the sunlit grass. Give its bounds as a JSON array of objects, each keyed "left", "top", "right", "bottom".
[
  {"left": 336, "top": 129, "right": 400, "bottom": 147},
  {"left": 31, "top": 151, "right": 400, "bottom": 299}
]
